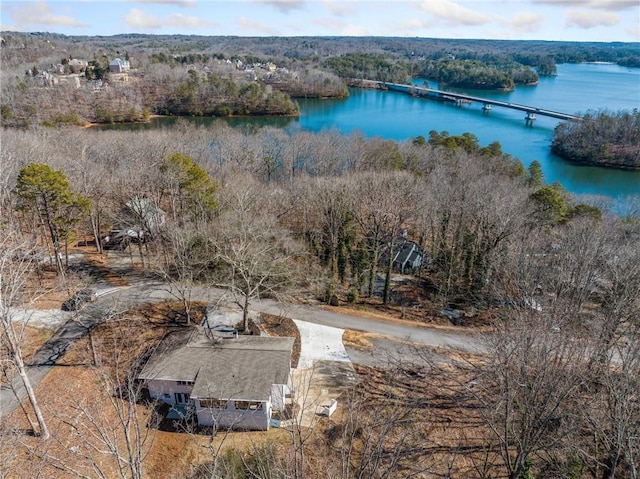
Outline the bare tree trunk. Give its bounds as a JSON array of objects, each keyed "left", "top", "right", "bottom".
[
  {"left": 9, "top": 377, "right": 38, "bottom": 433},
  {"left": 16, "top": 359, "right": 50, "bottom": 439},
  {"left": 367, "top": 244, "right": 379, "bottom": 298},
  {"left": 0, "top": 234, "right": 51, "bottom": 440},
  {"left": 243, "top": 294, "right": 250, "bottom": 332},
  {"left": 383, "top": 238, "right": 394, "bottom": 305},
  {"left": 4, "top": 322, "right": 50, "bottom": 439},
  {"left": 90, "top": 211, "right": 103, "bottom": 254},
  {"left": 43, "top": 198, "right": 65, "bottom": 279}
]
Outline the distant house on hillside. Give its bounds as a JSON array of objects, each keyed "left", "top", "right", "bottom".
[
  {"left": 103, "top": 197, "right": 165, "bottom": 249},
  {"left": 392, "top": 240, "right": 424, "bottom": 274},
  {"left": 68, "top": 58, "right": 88, "bottom": 72},
  {"left": 109, "top": 57, "right": 130, "bottom": 73},
  {"left": 138, "top": 329, "right": 294, "bottom": 431},
  {"left": 57, "top": 74, "right": 81, "bottom": 89},
  {"left": 34, "top": 71, "right": 56, "bottom": 87},
  {"left": 49, "top": 63, "right": 65, "bottom": 74}
]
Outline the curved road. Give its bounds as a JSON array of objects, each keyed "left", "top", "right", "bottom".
[{"left": 1, "top": 282, "right": 481, "bottom": 418}]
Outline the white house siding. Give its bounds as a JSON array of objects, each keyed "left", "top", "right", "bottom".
[
  {"left": 196, "top": 400, "right": 270, "bottom": 430},
  {"left": 146, "top": 379, "right": 194, "bottom": 405},
  {"left": 271, "top": 383, "right": 287, "bottom": 411}
]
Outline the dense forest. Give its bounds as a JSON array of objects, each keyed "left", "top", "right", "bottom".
[
  {"left": 1, "top": 120, "right": 639, "bottom": 478},
  {"left": 419, "top": 58, "right": 539, "bottom": 90}
]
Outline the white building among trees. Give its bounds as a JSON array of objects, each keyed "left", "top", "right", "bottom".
[{"left": 138, "top": 329, "right": 294, "bottom": 431}]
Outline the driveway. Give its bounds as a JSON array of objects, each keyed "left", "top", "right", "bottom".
[
  {"left": 1, "top": 282, "right": 481, "bottom": 419},
  {"left": 108, "top": 283, "right": 481, "bottom": 350},
  {"left": 288, "top": 320, "right": 357, "bottom": 427}
]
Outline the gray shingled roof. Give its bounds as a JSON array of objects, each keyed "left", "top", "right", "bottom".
[{"left": 139, "top": 329, "right": 294, "bottom": 402}]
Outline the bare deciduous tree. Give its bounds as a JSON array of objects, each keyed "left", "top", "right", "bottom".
[
  {"left": 466, "top": 312, "right": 589, "bottom": 479},
  {"left": 211, "top": 175, "right": 301, "bottom": 331},
  {"left": 0, "top": 232, "right": 50, "bottom": 440},
  {"left": 51, "top": 318, "right": 158, "bottom": 479}
]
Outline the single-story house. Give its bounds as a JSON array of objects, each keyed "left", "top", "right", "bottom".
[
  {"left": 392, "top": 240, "right": 424, "bottom": 273},
  {"left": 138, "top": 329, "right": 294, "bottom": 431}
]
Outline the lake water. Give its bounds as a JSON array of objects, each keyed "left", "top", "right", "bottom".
[
  {"left": 296, "top": 63, "right": 640, "bottom": 199},
  {"left": 104, "top": 63, "right": 640, "bottom": 199}
]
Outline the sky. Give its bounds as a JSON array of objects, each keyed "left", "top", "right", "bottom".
[{"left": 1, "top": 0, "right": 639, "bottom": 42}]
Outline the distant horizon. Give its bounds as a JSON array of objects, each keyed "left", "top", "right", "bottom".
[
  {"left": 2, "top": 30, "right": 639, "bottom": 46},
  {"left": 1, "top": 1, "right": 638, "bottom": 43}
]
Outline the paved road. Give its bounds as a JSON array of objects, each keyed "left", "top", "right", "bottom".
[
  {"left": 1, "top": 300, "right": 109, "bottom": 418},
  {"left": 110, "top": 282, "right": 482, "bottom": 351},
  {"left": 1, "top": 282, "right": 481, "bottom": 418}
]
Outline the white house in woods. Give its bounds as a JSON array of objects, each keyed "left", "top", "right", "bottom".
[
  {"left": 68, "top": 58, "right": 88, "bottom": 72},
  {"left": 109, "top": 58, "right": 130, "bottom": 73},
  {"left": 138, "top": 329, "right": 294, "bottom": 431},
  {"left": 392, "top": 240, "right": 424, "bottom": 274}
]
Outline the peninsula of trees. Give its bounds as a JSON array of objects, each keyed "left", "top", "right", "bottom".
[{"left": 552, "top": 110, "right": 640, "bottom": 170}]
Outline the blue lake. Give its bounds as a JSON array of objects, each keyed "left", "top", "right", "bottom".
[
  {"left": 103, "top": 63, "right": 640, "bottom": 199},
  {"left": 296, "top": 63, "right": 640, "bottom": 199}
]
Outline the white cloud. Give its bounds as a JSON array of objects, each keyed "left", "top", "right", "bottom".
[
  {"left": 0, "top": 23, "right": 19, "bottom": 32},
  {"left": 238, "top": 16, "right": 280, "bottom": 35},
  {"left": 510, "top": 12, "right": 545, "bottom": 33},
  {"left": 313, "top": 16, "right": 347, "bottom": 31},
  {"left": 322, "top": 0, "right": 358, "bottom": 16},
  {"left": 165, "top": 13, "right": 214, "bottom": 28},
  {"left": 414, "top": 0, "right": 491, "bottom": 26},
  {"left": 131, "top": 0, "right": 197, "bottom": 7},
  {"left": 533, "top": 0, "right": 636, "bottom": 11},
  {"left": 484, "top": 28, "right": 511, "bottom": 40},
  {"left": 625, "top": 23, "right": 640, "bottom": 41},
  {"left": 255, "top": 0, "right": 306, "bottom": 13},
  {"left": 386, "top": 18, "right": 436, "bottom": 36},
  {"left": 565, "top": 8, "right": 619, "bottom": 28},
  {"left": 123, "top": 8, "right": 214, "bottom": 29},
  {"left": 124, "top": 8, "right": 161, "bottom": 29},
  {"left": 340, "top": 23, "right": 371, "bottom": 36},
  {"left": 9, "top": 0, "right": 87, "bottom": 28}
]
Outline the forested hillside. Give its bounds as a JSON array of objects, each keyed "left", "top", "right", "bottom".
[
  {"left": 1, "top": 33, "right": 638, "bottom": 126},
  {"left": 1, "top": 122, "right": 639, "bottom": 478},
  {"left": 552, "top": 110, "right": 640, "bottom": 170}
]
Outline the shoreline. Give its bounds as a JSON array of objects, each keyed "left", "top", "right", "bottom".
[{"left": 83, "top": 111, "right": 301, "bottom": 128}]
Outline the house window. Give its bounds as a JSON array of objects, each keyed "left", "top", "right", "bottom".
[
  {"left": 200, "top": 399, "right": 226, "bottom": 409},
  {"left": 235, "top": 401, "right": 262, "bottom": 411},
  {"left": 177, "top": 380, "right": 194, "bottom": 386},
  {"left": 163, "top": 393, "right": 171, "bottom": 399}
]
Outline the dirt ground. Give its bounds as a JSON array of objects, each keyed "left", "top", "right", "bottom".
[
  {"left": 3, "top": 299, "right": 333, "bottom": 479},
  {"left": 4, "top": 247, "right": 502, "bottom": 478}
]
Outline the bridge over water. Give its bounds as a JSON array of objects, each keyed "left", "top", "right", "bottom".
[{"left": 380, "top": 82, "right": 582, "bottom": 125}]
